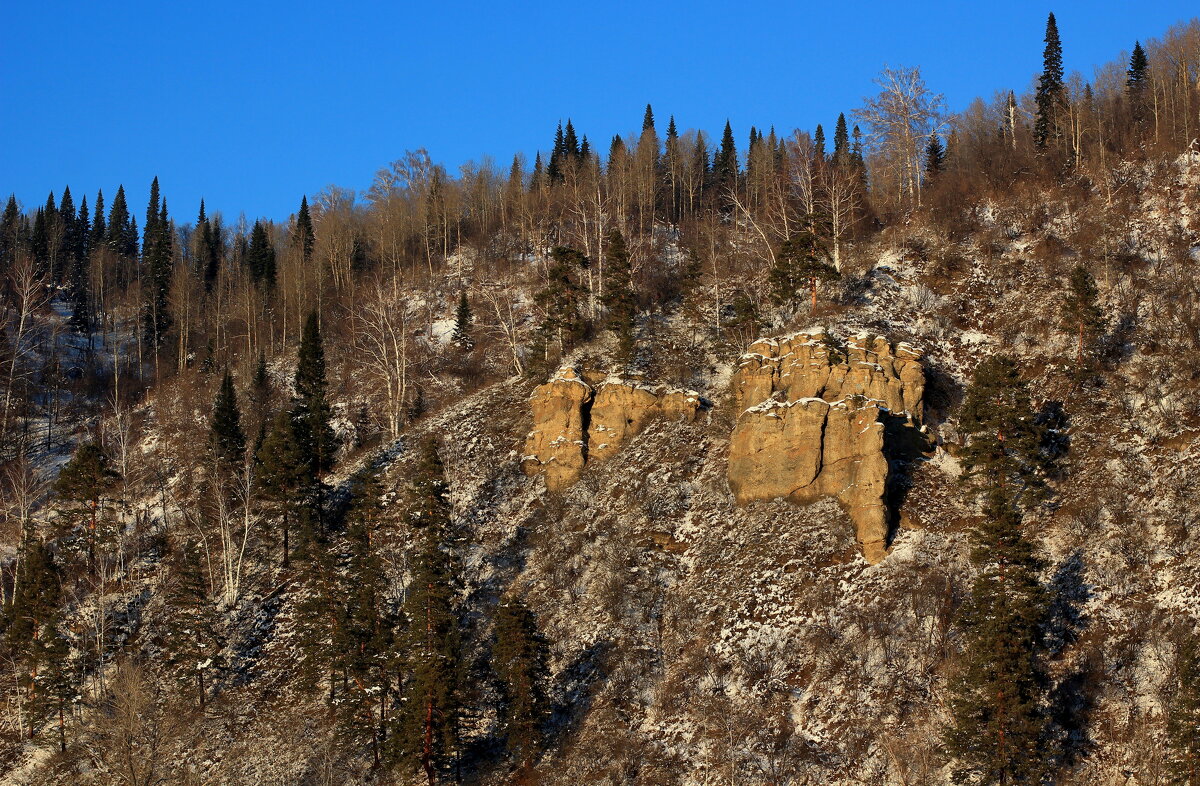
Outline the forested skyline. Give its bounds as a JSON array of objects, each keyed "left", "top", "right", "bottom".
[{"left": 2, "top": 1, "right": 1197, "bottom": 220}]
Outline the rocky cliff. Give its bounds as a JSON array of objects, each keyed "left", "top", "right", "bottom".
[
  {"left": 522, "top": 368, "right": 701, "bottom": 489},
  {"left": 727, "top": 331, "right": 926, "bottom": 563}
]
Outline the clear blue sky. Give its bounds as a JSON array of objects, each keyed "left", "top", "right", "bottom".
[{"left": 1, "top": 1, "right": 1195, "bottom": 223}]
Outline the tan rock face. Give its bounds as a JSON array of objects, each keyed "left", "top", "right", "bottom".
[
  {"left": 523, "top": 369, "right": 700, "bottom": 490},
  {"left": 728, "top": 332, "right": 925, "bottom": 563}
]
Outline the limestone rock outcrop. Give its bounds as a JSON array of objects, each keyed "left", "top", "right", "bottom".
[
  {"left": 727, "top": 332, "right": 925, "bottom": 563},
  {"left": 522, "top": 369, "right": 701, "bottom": 490}
]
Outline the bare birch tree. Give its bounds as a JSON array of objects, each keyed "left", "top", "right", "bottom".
[{"left": 855, "top": 65, "right": 945, "bottom": 210}]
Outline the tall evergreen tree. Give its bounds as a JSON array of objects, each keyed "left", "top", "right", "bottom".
[
  {"left": 925, "top": 133, "right": 946, "bottom": 177},
  {"left": 1126, "top": 41, "right": 1149, "bottom": 129},
  {"left": 89, "top": 189, "right": 106, "bottom": 253},
  {"left": 493, "top": 598, "right": 550, "bottom": 768},
  {"left": 141, "top": 192, "right": 173, "bottom": 349},
  {"left": 1034, "top": 12, "right": 1066, "bottom": 151},
  {"left": 602, "top": 229, "right": 637, "bottom": 363},
  {"left": 641, "top": 103, "right": 655, "bottom": 133},
  {"left": 813, "top": 124, "right": 826, "bottom": 160},
  {"left": 163, "top": 537, "right": 224, "bottom": 707},
  {"left": 712, "top": 120, "right": 739, "bottom": 210},
  {"left": 53, "top": 443, "right": 120, "bottom": 567},
  {"left": 534, "top": 246, "right": 588, "bottom": 362},
  {"left": 1060, "top": 264, "right": 1104, "bottom": 367},
  {"left": 210, "top": 371, "right": 247, "bottom": 470},
  {"left": 246, "top": 220, "right": 276, "bottom": 289},
  {"left": 958, "top": 355, "right": 1050, "bottom": 503},
  {"left": 294, "top": 196, "right": 315, "bottom": 262},
  {"left": 451, "top": 290, "right": 474, "bottom": 349},
  {"left": 768, "top": 225, "right": 838, "bottom": 309},
  {"left": 833, "top": 113, "right": 850, "bottom": 163},
  {"left": 391, "top": 438, "right": 462, "bottom": 784},
  {"left": 256, "top": 407, "right": 306, "bottom": 567},
  {"left": 294, "top": 311, "right": 338, "bottom": 479},
  {"left": 944, "top": 491, "right": 1052, "bottom": 785}
]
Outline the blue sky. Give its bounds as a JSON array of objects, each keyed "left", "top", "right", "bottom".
[{"left": 1, "top": 1, "right": 1196, "bottom": 223}]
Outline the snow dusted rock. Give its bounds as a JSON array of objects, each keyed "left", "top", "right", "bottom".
[
  {"left": 727, "top": 332, "right": 924, "bottom": 563},
  {"left": 520, "top": 367, "right": 593, "bottom": 491},
  {"left": 522, "top": 369, "right": 701, "bottom": 488}
]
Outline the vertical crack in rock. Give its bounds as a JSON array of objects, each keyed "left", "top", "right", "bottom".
[
  {"left": 727, "top": 331, "right": 925, "bottom": 563},
  {"left": 522, "top": 368, "right": 701, "bottom": 491}
]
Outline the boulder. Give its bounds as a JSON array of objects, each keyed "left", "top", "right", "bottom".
[
  {"left": 727, "top": 332, "right": 925, "bottom": 563},
  {"left": 523, "top": 369, "right": 701, "bottom": 488}
]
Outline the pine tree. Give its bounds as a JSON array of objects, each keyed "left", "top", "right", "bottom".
[
  {"left": 1034, "top": 12, "right": 1065, "bottom": 151},
  {"left": 958, "top": 355, "right": 1049, "bottom": 502},
  {"left": 925, "top": 133, "right": 946, "bottom": 178},
  {"left": 451, "top": 290, "right": 474, "bottom": 349},
  {"left": 602, "top": 229, "right": 637, "bottom": 363},
  {"left": 246, "top": 220, "right": 276, "bottom": 289},
  {"left": 493, "top": 598, "right": 550, "bottom": 767},
  {"left": 944, "top": 491, "right": 1052, "bottom": 785},
  {"left": 38, "top": 622, "right": 76, "bottom": 752},
  {"left": 211, "top": 371, "right": 247, "bottom": 470},
  {"left": 1060, "top": 264, "right": 1104, "bottom": 367},
  {"left": 53, "top": 443, "right": 120, "bottom": 567},
  {"left": 1168, "top": 628, "right": 1200, "bottom": 785},
  {"left": 769, "top": 225, "right": 838, "bottom": 309},
  {"left": 391, "top": 438, "right": 462, "bottom": 783}
]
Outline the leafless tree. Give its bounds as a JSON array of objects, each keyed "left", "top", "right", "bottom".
[{"left": 855, "top": 65, "right": 946, "bottom": 210}]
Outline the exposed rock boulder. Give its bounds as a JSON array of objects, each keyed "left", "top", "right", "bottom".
[
  {"left": 728, "top": 332, "right": 925, "bottom": 563},
  {"left": 522, "top": 369, "right": 701, "bottom": 489},
  {"left": 520, "top": 368, "right": 593, "bottom": 491}
]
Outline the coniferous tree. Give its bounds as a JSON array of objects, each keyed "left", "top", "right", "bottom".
[
  {"left": 493, "top": 598, "right": 550, "bottom": 768},
  {"left": 3, "top": 538, "right": 64, "bottom": 739},
  {"left": 89, "top": 190, "right": 105, "bottom": 254},
  {"left": 451, "top": 290, "right": 474, "bottom": 349},
  {"left": 769, "top": 225, "right": 838, "bottom": 309},
  {"left": 295, "top": 196, "right": 315, "bottom": 263},
  {"left": 944, "top": 490, "right": 1052, "bottom": 785},
  {"left": 958, "top": 355, "right": 1050, "bottom": 503},
  {"left": 248, "top": 352, "right": 272, "bottom": 433},
  {"left": 712, "top": 120, "right": 739, "bottom": 211},
  {"left": 602, "top": 229, "right": 637, "bottom": 362},
  {"left": 1168, "top": 628, "right": 1200, "bottom": 785},
  {"left": 163, "top": 538, "right": 223, "bottom": 707},
  {"left": 53, "top": 443, "right": 120, "bottom": 566},
  {"left": 534, "top": 246, "right": 588, "bottom": 362},
  {"left": 1127, "top": 41, "right": 1149, "bottom": 130},
  {"left": 141, "top": 189, "right": 173, "bottom": 350},
  {"left": 391, "top": 438, "right": 462, "bottom": 783},
  {"left": 1060, "top": 264, "right": 1104, "bottom": 367},
  {"left": 38, "top": 622, "right": 76, "bottom": 752},
  {"left": 1034, "top": 12, "right": 1066, "bottom": 151},
  {"left": 925, "top": 133, "right": 946, "bottom": 177},
  {"left": 256, "top": 407, "right": 306, "bottom": 567},
  {"left": 294, "top": 311, "right": 338, "bottom": 480},
  {"left": 246, "top": 220, "right": 276, "bottom": 289},
  {"left": 210, "top": 371, "right": 247, "bottom": 470},
  {"left": 833, "top": 113, "right": 850, "bottom": 163},
  {"left": 0, "top": 195, "right": 22, "bottom": 273},
  {"left": 814, "top": 124, "right": 826, "bottom": 161},
  {"left": 641, "top": 103, "right": 655, "bottom": 133}
]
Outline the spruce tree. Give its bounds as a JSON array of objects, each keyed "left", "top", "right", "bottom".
[
  {"left": 958, "top": 355, "right": 1050, "bottom": 502},
  {"left": 1060, "top": 264, "right": 1104, "bottom": 367},
  {"left": 493, "top": 598, "right": 550, "bottom": 767},
  {"left": 141, "top": 191, "right": 173, "bottom": 349},
  {"left": 295, "top": 311, "right": 338, "bottom": 480},
  {"left": 602, "top": 229, "right": 637, "bottom": 363},
  {"left": 813, "top": 124, "right": 826, "bottom": 160},
  {"left": 944, "top": 491, "right": 1052, "bottom": 785},
  {"left": 451, "top": 290, "right": 474, "bottom": 349},
  {"left": 256, "top": 407, "right": 306, "bottom": 567},
  {"left": 1168, "top": 628, "right": 1200, "bottom": 785},
  {"left": 925, "top": 133, "right": 946, "bottom": 177},
  {"left": 1127, "top": 41, "right": 1149, "bottom": 129},
  {"left": 294, "top": 196, "right": 315, "bottom": 262},
  {"left": 642, "top": 103, "right": 655, "bottom": 133},
  {"left": 390, "top": 438, "right": 462, "bottom": 783},
  {"left": 1034, "top": 12, "right": 1065, "bottom": 151},
  {"left": 53, "top": 443, "right": 120, "bottom": 567},
  {"left": 534, "top": 246, "right": 588, "bottom": 363},
  {"left": 833, "top": 113, "right": 850, "bottom": 164},
  {"left": 769, "top": 226, "right": 838, "bottom": 310},
  {"left": 246, "top": 220, "right": 276, "bottom": 289},
  {"left": 89, "top": 190, "right": 105, "bottom": 254},
  {"left": 163, "top": 538, "right": 224, "bottom": 707},
  {"left": 1, "top": 195, "right": 21, "bottom": 273},
  {"left": 713, "top": 120, "right": 739, "bottom": 210},
  {"left": 210, "top": 371, "right": 247, "bottom": 470}
]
